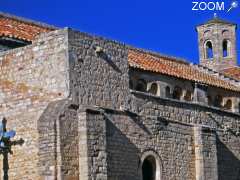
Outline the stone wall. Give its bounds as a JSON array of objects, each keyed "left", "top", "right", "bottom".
[
  {"left": 79, "top": 90, "right": 239, "bottom": 180},
  {"left": 67, "top": 29, "right": 131, "bottom": 110},
  {"left": 130, "top": 91, "right": 240, "bottom": 180},
  {"left": 65, "top": 30, "right": 239, "bottom": 180},
  {"left": 0, "top": 29, "right": 69, "bottom": 179}
]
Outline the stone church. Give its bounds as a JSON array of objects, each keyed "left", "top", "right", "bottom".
[{"left": 0, "top": 12, "right": 239, "bottom": 180}]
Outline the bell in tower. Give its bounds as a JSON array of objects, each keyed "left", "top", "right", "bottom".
[{"left": 196, "top": 14, "right": 237, "bottom": 71}]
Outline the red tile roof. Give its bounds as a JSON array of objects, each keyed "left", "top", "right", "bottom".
[
  {"left": 221, "top": 67, "right": 240, "bottom": 81},
  {"left": 128, "top": 49, "right": 240, "bottom": 92},
  {"left": 0, "top": 13, "right": 56, "bottom": 42}
]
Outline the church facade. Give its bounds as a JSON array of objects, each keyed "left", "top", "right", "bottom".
[{"left": 0, "top": 12, "right": 239, "bottom": 180}]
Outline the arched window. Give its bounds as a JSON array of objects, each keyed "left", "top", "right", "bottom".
[
  {"left": 165, "top": 86, "right": 171, "bottom": 98},
  {"left": 224, "top": 99, "right": 232, "bottom": 110},
  {"left": 172, "top": 86, "right": 182, "bottom": 100},
  {"left": 204, "top": 30, "right": 211, "bottom": 37},
  {"left": 205, "top": 41, "right": 213, "bottom": 59},
  {"left": 149, "top": 83, "right": 158, "bottom": 95},
  {"left": 214, "top": 95, "right": 223, "bottom": 108},
  {"left": 135, "top": 79, "right": 147, "bottom": 92},
  {"left": 184, "top": 91, "right": 192, "bottom": 101},
  {"left": 141, "top": 151, "right": 161, "bottom": 180},
  {"left": 223, "top": 40, "right": 231, "bottom": 57},
  {"left": 222, "top": 30, "right": 229, "bottom": 36}
]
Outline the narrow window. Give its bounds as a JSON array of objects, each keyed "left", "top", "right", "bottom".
[
  {"left": 223, "top": 40, "right": 230, "bottom": 57},
  {"left": 149, "top": 83, "right": 158, "bottom": 95},
  {"left": 172, "top": 86, "right": 182, "bottom": 100},
  {"left": 184, "top": 91, "right": 192, "bottom": 101},
  {"left": 165, "top": 86, "right": 171, "bottom": 98},
  {"left": 135, "top": 79, "right": 147, "bottom": 92},
  {"left": 142, "top": 156, "right": 156, "bottom": 180},
  {"left": 205, "top": 41, "right": 213, "bottom": 59},
  {"left": 224, "top": 99, "right": 232, "bottom": 110},
  {"left": 214, "top": 95, "right": 223, "bottom": 108},
  {"left": 207, "top": 96, "right": 212, "bottom": 106}
]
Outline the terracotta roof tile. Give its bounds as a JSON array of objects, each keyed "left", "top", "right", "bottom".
[
  {"left": 221, "top": 67, "right": 240, "bottom": 80},
  {"left": 0, "top": 13, "right": 56, "bottom": 42},
  {"left": 128, "top": 49, "right": 240, "bottom": 92}
]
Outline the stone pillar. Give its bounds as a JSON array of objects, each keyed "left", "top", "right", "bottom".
[
  {"left": 194, "top": 126, "right": 218, "bottom": 180},
  {"left": 78, "top": 108, "right": 108, "bottom": 180},
  {"left": 193, "top": 83, "right": 208, "bottom": 105},
  {"left": 78, "top": 111, "right": 89, "bottom": 180},
  {"left": 194, "top": 126, "right": 205, "bottom": 180}
]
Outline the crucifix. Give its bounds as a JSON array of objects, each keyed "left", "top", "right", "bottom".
[{"left": 0, "top": 118, "right": 24, "bottom": 180}]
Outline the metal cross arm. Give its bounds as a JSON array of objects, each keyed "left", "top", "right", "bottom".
[{"left": 0, "top": 117, "right": 24, "bottom": 180}]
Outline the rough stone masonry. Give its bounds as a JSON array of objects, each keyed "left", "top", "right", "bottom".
[{"left": 0, "top": 13, "right": 239, "bottom": 180}]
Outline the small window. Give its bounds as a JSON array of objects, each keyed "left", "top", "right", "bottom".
[
  {"left": 165, "top": 86, "right": 171, "bottom": 98},
  {"left": 205, "top": 41, "right": 213, "bottom": 59},
  {"left": 184, "top": 91, "right": 192, "bottom": 101},
  {"left": 172, "top": 86, "right": 182, "bottom": 100},
  {"left": 223, "top": 40, "right": 231, "bottom": 58},
  {"left": 224, "top": 99, "right": 232, "bottom": 110},
  {"left": 214, "top": 95, "right": 223, "bottom": 108},
  {"left": 149, "top": 83, "right": 158, "bottom": 95},
  {"left": 207, "top": 96, "right": 212, "bottom": 106},
  {"left": 135, "top": 79, "right": 147, "bottom": 92}
]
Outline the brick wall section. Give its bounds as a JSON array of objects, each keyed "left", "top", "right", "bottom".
[
  {"left": 0, "top": 29, "right": 69, "bottom": 179},
  {"left": 67, "top": 29, "right": 131, "bottom": 110}
]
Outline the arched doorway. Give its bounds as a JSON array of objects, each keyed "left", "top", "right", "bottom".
[
  {"left": 141, "top": 151, "right": 162, "bottom": 180},
  {"left": 142, "top": 156, "right": 156, "bottom": 180}
]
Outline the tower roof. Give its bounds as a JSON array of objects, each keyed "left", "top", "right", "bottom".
[{"left": 197, "top": 16, "right": 237, "bottom": 29}]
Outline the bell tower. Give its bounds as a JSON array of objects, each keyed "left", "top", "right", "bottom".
[{"left": 196, "top": 15, "right": 237, "bottom": 71}]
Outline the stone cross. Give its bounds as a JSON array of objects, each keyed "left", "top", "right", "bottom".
[{"left": 0, "top": 118, "right": 24, "bottom": 180}]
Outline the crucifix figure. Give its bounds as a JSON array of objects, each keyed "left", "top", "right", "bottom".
[{"left": 0, "top": 118, "right": 24, "bottom": 180}]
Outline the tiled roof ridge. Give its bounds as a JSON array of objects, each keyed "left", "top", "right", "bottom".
[
  {"left": 128, "top": 46, "right": 190, "bottom": 65},
  {"left": 0, "top": 12, "right": 58, "bottom": 30},
  {"left": 221, "top": 66, "right": 240, "bottom": 81},
  {"left": 221, "top": 65, "right": 240, "bottom": 70},
  {"left": 195, "top": 64, "right": 240, "bottom": 82},
  {"left": 129, "top": 49, "right": 240, "bottom": 92}
]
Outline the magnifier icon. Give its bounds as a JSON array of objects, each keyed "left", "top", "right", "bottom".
[{"left": 227, "top": 1, "right": 238, "bottom": 12}]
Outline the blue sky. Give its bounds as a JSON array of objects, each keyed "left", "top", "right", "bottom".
[{"left": 1, "top": 0, "right": 240, "bottom": 64}]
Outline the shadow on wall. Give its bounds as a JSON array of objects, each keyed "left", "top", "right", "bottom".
[
  {"left": 106, "top": 118, "right": 141, "bottom": 180},
  {"left": 216, "top": 136, "right": 240, "bottom": 180},
  {"left": 97, "top": 50, "right": 122, "bottom": 74}
]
